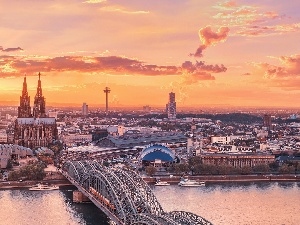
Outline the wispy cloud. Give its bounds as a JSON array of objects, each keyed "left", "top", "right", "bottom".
[
  {"left": 0, "top": 46, "right": 23, "bottom": 52},
  {"left": 213, "top": 0, "right": 296, "bottom": 37},
  {"left": 82, "top": 0, "right": 106, "bottom": 4},
  {"left": 100, "top": 6, "right": 149, "bottom": 14}
]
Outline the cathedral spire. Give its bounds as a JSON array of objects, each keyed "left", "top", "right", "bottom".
[
  {"left": 18, "top": 74, "right": 31, "bottom": 118},
  {"left": 36, "top": 72, "right": 42, "bottom": 98},
  {"left": 22, "top": 74, "right": 28, "bottom": 97},
  {"left": 33, "top": 72, "right": 46, "bottom": 118}
]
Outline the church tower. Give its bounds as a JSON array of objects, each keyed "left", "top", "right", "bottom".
[
  {"left": 18, "top": 75, "right": 31, "bottom": 117},
  {"left": 32, "top": 72, "right": 46, "bottom": 118}
]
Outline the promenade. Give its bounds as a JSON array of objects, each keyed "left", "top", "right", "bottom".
[
  {"left": 1, "top": 173, "right": 300, "bottom": 189},
  {"left": 143, "top": 174, "right": 300, "bottom": 184}
]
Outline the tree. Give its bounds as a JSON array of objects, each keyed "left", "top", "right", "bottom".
[
  {"left": 8, "top": 171, "right": 19, "bottom": 181},
  {"left": 145, "top": 165, "right": 157, "bottom": 177},
  {"left": 173, "top": 163, "right": 189, "bottom": 175},
  {"left": 279, "top": 164, "right": 295, "bottom": 174},
  {"left": 217, "top": 164, "right": 234, "bottom": 175},
  {"left": 6, "top": 159, "right": 13, "bottom": 169},
  {"left": 252, "top": 164, "right": 270, "bottom": 174},
  {"left": 296, "top": 163, "right": 300, "bottom": 174},
  {"left": 240, "top": 166, "right": 252, "bottom": 175}
]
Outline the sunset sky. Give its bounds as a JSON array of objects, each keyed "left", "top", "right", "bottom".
[{"left": 1, "top": 0, "right": 300, "bottom": 109}]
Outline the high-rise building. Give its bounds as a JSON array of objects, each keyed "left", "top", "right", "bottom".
[
  {"left": 166, "top": 92, "right": 176, "bottom": 120},
  {"left": 14, "top": 73, "right": 57, "bottom": 149},
  {"left": 82, "top": 102, "right": 88, "bottom": 116},
  {"left": 263, "top": 114, "right": 272, "bottom": 130}
]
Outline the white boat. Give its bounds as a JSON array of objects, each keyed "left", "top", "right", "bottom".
[
  {"left": 154, "top": 181, "right": 170, "bottom": 186},
  {"left": 178, "top": 178, "right": 205, "bottom": 187},
  {"left": 29, "top": 183, "right": 59, "bottom": 191}
]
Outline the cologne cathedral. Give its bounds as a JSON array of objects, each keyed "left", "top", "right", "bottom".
[{"left": 14, "top": 73, "right": 58, "bottom": 149}]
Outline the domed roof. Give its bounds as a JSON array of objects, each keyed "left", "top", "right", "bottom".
[{"left": 140, "top": 144, "right": 175, "bottom": 162}]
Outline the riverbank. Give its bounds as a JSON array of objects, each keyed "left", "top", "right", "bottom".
[
  {"left": 1, "top": 174, "right": 300, "bottom": 189},
  {"left": 143, "top": 174, "right": 300, "bottom": 184}
]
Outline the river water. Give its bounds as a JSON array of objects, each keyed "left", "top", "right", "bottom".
[{"left": 0, "top": 182, "right": 299, "bottom": 225}]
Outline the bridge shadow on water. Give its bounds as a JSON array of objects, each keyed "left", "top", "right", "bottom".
[{"left": 60, "top": 185, "right": 110, "bottom": 225}]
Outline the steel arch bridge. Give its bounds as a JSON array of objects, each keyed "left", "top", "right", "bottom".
[{"left": 61, "top": 160, "right": 213, "bottom": 225}]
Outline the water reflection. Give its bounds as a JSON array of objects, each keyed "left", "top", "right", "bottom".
[
  {"left": 0, "top": 187, "right": 109, "bottom": 225},
  {"left": 254, "top": 182, "right": 272, "bottom": 190},
  {"left": 153, "top": 182, "right": 300, "bottom": 225},
  {"left": 277, "top": 182, "right": 294, "bottom": 189}
]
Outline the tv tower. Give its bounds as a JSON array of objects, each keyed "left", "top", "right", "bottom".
[{"left": 103, "top": 87, "right": 111, "bottom": 115}]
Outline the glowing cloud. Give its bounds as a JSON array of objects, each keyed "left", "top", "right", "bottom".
[
  {"left": 191, "top": 26, "right": 229, "bottom": 57},
  {"left": 0, "top": 55, "right": 226, "bottom": 80},
  {"left": 199, "top": 26, "right": 230, "bottom": 46}
]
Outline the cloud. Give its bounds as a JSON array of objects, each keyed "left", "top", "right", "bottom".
[
  {"left": 212, "top": 1, "right": 294, "bottom": 37},
  {"left": 191, "top": 26, "right": 229, "bottom": 57},
  {"left": 251, "top": 54, "right": 300, "bottom": 89},
  {"left": 0, "top": 46, "right": 23, "bottom": 52},
  {"left": 242, "top": 72, "right": 251, "bottom": 76},
  {"left": 216, "top": 1, "right": 237, "bottom": 10},
  {"left": 256, "top": 55, "right": 300, "bottom": 79},
  {"left": 100, "top": 6, "right": 149, "bottom": 14},
  {"left": 199, "top": 26, "right": 230, "bottom": 46},
  {"left": 237, "top": 23, "right": 300, "bottom": 36},
  {"left": 82, "top": 0, "right": 106, "bottom": 3},
  {"left": 180, "top": 60, "right": 227, "bottom": 84},
  {"left": 0, "top": 55, "right": 227, "bottom": 81},
  {"left": 190, "top": 45, "right": 206, "bottom": 58}
]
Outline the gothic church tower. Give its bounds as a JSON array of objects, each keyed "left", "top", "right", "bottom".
[
  {"left": 18, "top": 75, "right": 31, "bottom": 117},
  {"left": 32, "top": 72, "right": 46, "bottom": 118}
]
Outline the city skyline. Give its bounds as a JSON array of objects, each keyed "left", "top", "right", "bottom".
[{"left": 1, "top": 1, "right": 300, "bottom": 108}]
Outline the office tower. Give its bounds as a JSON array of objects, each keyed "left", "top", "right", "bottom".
[
  {"left": 263, "top": 114, "right": 272, "bottom": 130},
  {"left": 166, "top": 92, "right": 176, "bottom": 120},
  {"left": 82, "top": 102, "right": 89, "bottom": 116}
]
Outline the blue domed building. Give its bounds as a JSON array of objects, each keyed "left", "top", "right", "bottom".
[{"left": 139, "top": 144, "right": 175, "bottom": 167}]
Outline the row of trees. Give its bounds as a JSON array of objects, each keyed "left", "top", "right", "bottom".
[
  {"left": 8, "top": 161, "right": 47, "bottom": 181},
  {"left": 145, "top": 156, "right": 300, "bottom": 176}
]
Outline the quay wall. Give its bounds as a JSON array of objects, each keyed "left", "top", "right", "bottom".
[
  {"left": 143, "top": 174, "right": 300, "bottom": 184},
  {"left": 1, "top": 174, "right": 300, "bottom": 189}
]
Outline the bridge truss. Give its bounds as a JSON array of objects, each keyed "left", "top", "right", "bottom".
[{"left": 62, "top": 160, "right": 213, "bottom": 225}]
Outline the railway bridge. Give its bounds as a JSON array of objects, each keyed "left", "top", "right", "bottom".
[{"left": 61, "top": 160, "right": 213, "bottom": 225}]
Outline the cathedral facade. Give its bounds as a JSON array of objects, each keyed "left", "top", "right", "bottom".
[{"left": 14, "top": 73, "right": 58, "bottom": 149}]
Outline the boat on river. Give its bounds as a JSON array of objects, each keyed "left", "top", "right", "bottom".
[
  {"left": 29, "top": 183, "right": 59, "bottom": 191},
  {"left": 154, "top": 180, "right": 170, "bottom": 186},
  {"left": 178, "top": 178, "right": 205, "bottom": 187}
]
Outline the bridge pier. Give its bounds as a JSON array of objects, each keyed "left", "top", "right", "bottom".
[{"left": 73, "top": 190, "right": 91, "bottom": 203}]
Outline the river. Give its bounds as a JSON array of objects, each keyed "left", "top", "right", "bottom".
[{"left": 0, "top": 182, "right": 299, "bottom": 225}]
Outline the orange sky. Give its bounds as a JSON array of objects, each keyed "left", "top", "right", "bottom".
[{"left": 1, "top": 0, "right": 300, "bottom": 108}]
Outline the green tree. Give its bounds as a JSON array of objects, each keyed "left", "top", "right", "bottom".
[
  {"left": 252, "top": 164, "right": 270, "bottom": 174},
  {"left": 8, "top": 171, "right": 19, "bottom": 181},
  {"left": 145, "top": 165, "right": 157, "bottom": 177},
  {"left": 240, "top": 166, "right": 252, "bottom": 175},
  {"left": 296, "top": 163, "right": 300, "bottom": 174},
  {"left": 174, "top": 163, "right": 189, "bottom": 175},
  {"left": 279, "top": 164, "right": 295, "bottom": 174},
  {"left": 217, "top": 164, "right": 234, "bottom": 175},
  {"left": 6, "top": 159, "right": 13, "bottom": 169}
]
